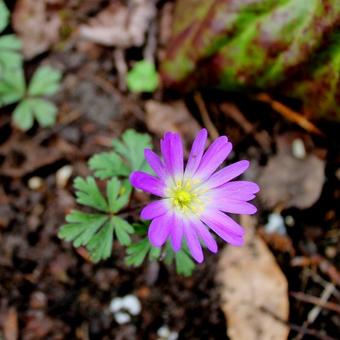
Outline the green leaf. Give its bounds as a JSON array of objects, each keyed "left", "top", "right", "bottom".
[
  {"left": 28, "top": 65, "right": 62, "bottom": 96},
  {"left": 88, "top": 152, "right": 130, "bottom": 179},
  {"left": 0, "top": 35, "right": 22, "bottom": 73},
  {"left": 74, "top": 177, "right": 108, "bottom": 212},
  {"left": 112, "top": 129, "right": 152, "bottom": 171},
  {"left": 175, "top": 249, "right": 196, "bottom": 277},
  {"left": 29, "top": 98, "right": 57, "bottom": 127},
  {"left": 107, "top": 178, "right": 132, "bottom": 213},
  {"left": 59, "top": 211, "right": 109, "bottom": 247},
  {"left": 11, "top": 98, "right": 57, "bottom": 131},
  {"left": 12, "top": 99, "right": 34, "bottom": 131},
  {"left": 126, "top": 60, "right": 159, "bottom": 93},
  {"left": 87, "top": 219, "right": 115, "bottom": 262},
  {"left": 164, "top": 242, "right": 196, "bottom": 276},
  {"left": 0, "top": 68, "right": 25, "bottom": 106},
  {"left": 125, "top": 238, "right": 153, "bottom": 267},
  {"left": 0, "top": 0, "right": 9, "bottom": 33},
  {"left": 112, "top": 216, "right": 134, "bottom": 246}
]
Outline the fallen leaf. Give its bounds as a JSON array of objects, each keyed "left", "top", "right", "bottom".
[
  {"left": 12, "top": 0, "right": 61, "bottom": 59},
  {"left": 256, "top": 135, "right": 325, "bottom": 209},
  {"left": 216, "top": 216, "right": 289, "bottom": 340},
  {"left": 145, "top": 100, "right": 201, "bottom": 142},
  {"left": 4, "top": 307, "right": 18, "bottom": 340},
  {"left": 79, "top": 0, "right": 156, "bottom": 48}
]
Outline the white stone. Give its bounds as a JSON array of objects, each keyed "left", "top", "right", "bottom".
[
  {"left": 122, "top": 294, "right": 141, "bottom": 315},
  {"left": 56, "top": 165, "right": 73, "bottom": 188},
  {"left": 264, "top": 213, "right": 286, "bottom": 235},
  {"left": 109, "top": 297, "right": 123, "bottom": 313},
  {"left": 292, "top": 139, "right": 306, "bottom": 159},
  {"left": 114, "top": 311, "right": 131, "bottom": 324},
  {"left": 28, "top": 176, "right": 43, "bottom": 190}
]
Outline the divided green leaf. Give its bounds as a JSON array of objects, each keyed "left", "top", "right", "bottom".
[
  {"left": 12, "top": 98, "right": 57, "bottom": 130},
  {"left": 0, "top": 68, "right": 25, "bottom": 106},
  {"left": 59, "top": 176, "right": 134, "bottom": 262},
  {"left": 112, "top": 129, "right": 152, "bottom": 172},
  {"left": 28, "top": 66, "right": 62, "bottom": 96},
  {"left": 125, "top": 238, "right": 161, "bottom": 267},
  {"left": 0, "top": 35, "right": 22, "bottom": 73},
  {"left": 126, "top": 60, "right": 159, "bottom": 93},
  {"left": 89, "top": 152, "right": 130, "bottom": 179},
  {"left": 0, "top": 0, "right": 9, "bottom": 33}
]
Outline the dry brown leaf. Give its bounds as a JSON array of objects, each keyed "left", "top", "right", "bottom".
[
  {"left": 256, "top": 136, "right": 325, "bottom": 209},
  {"left": 216, "top": 216, "right": 289, "bottom": 340},
  {"left": 145, "top": 100, "right": 201, "bottom": 142},
  {"left": 12, "top": 0, "right": 61, "bottom": 59},
  {"left": 79, "top": 0, "right": 156, "bottom": 48}
]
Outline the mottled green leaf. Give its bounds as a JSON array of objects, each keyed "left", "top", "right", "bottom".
[
  {"left": 0, "top": 0, "right": 9, "bottom": 33},
  {"left": 161, "top": 0, "right": 340, "bottom": 119}
]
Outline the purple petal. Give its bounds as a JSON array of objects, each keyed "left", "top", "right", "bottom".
[
  {"left": 203, "top": 160, "right": 250, "bottom": 189},
  {"left": 130, "top": 171, "right": 165, "bottom": 197},
  {"left": 144, "top": 149, "right": 168, "bottom": 181},
  {"left": 211, "top": 180, "right": 259, "bottom": 201},
  {"left": 191, "top": 218, "right": 218, "bottom": 253},
  {"left": 140, "top": 200, "right": 169, "bottom": 220},
  {"left": 201, "top": 209, "right": 245, "bottom": 246},
  {"left": 148, "top": 214, "right": 172, "bottom": 247},
  {"left": 184, "top": 129, "right": 207, "bottom": 177},
  {"left": 160, "top": 132, "right": 183, "bottom": 178},
  {"left": 184, "top": 221, "right": 204, "bottom": 263},
  {"left": 210, "top": 199, "right": 257, "bottom": 215},
  {"left": 194, "top": 137, "right": 232, "bottom": 180},
  {"left": 170, "top": 214, "right": 184, "bottom": 251}
]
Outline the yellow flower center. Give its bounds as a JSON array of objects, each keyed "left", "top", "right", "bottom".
[{"left": 168, "top": 179, "right": 206, "bottom": 214}]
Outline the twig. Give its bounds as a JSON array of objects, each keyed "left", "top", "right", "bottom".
[
  {"left": 113, "top": 48, "right": 128, "bottom": 92},
  {"left": 194, "top": 92, "right": 219, "bottom": 139},
  {"left": 260, "top": 306, "right": 337, "bottom": 340},
  {"left": 255, "top": 93, "right": 323, "bottom": 136},
  {"left": 290, "top": 291, "right": 340, "bottom": 314},
  {"left": 291, "top": 255, "right": 340, "bottom": 286},
  {"left": 220, "top": 102, "right": 271, "bottom": 150}
]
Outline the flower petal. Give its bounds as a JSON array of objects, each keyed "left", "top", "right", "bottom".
[
  {"left": 194, "top": 137, "right": 232, "bottom": 180},
  {"left": 140, "top": 200, "right": 169, "bottom": 220},
  {"left": 148, "top": 214, "right": 172, "bottom": 247},
  {"left": 160, "top": 132, "right": 183, "bottom": 179},
  {"left": 192, "top": 218, "right": 218, "bottom": 253},
  {"left": 144, "top": 149, "right": 168, "bottom": 181},
  {"left": 170, "top": 214, "right": 184, "bottom": 252},
  {"left": 184, "top": 221, "right": 204, "bottom": 263},
  {"left": 201, "top": 209, "right": 245, "bottom": 246},
  {"left": 184, "top": 129, "right": 207, "bottom": 177},
  {"left": 216, "top": 180, "right": 259, "bottom": 200},
  {"left": 203, "top": 160, "right": 250, "bottom": 189},
  {"left": 210, "top": 199, "right": 257, "bottom": 215},
  {"left": 130, "top": 171, "right": 165, "bottom": 197}
]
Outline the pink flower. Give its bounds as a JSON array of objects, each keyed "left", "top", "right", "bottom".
[{"left": 130, "top": 129, "right": 259, "bottom": 263}]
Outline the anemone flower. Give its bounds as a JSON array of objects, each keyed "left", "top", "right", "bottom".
[{"left": 130, "top": 129, "right": 259, "bottom": 263}]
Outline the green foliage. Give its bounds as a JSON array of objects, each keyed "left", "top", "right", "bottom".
[
  {"left": 0, "top": 2, "right": 62, "bottom": 130},
  {"left": 126, "top": 236, "right": 196, "bottom": 277},
  {"left": 161, "top": 0, "right": 340, "bottom": 119},
  {"left": 126, "top": 60, "right": 159, "bottom": 93},
  {"left": 89, "top": 129, "right": 152, "bottom": 178},
  {"left": 59, "top": 177, "right": 134, "bottom": 262},
  {"left": 0, "top": 0, "right": 9, "bottom": 33},
  {"left": 61, "top": 129, "right": 197, "bottom": 276}
]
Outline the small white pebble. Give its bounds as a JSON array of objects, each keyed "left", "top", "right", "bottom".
[
  {"left": 109, "top": 298, "right": 123, "bottom": 313},
  {"left": 28, "top": 177, "right": 43, "bottom": 190},
  {"left": 114, "top": 311, "right": 131, "bottom": 324},
  {"left": 292, "top": 139, "right": 306, "bottom": 159},
  {"left": 56, "top": 165, "right": 73, "bottom": 188},
  {"left": 157, "top": 325, "right": 178, "bottom": 340},
  {"left": 285, "top": 215, "right": 295, "bottom": 227},
  {"left": 157, "top": 325, "right": 171, "bottom": 338},
  {"left": 122, "top": 294, "right": 141, "bottom": 316},
  {"left": 265, "top": 213, "right": 286, "bottom": 235}
]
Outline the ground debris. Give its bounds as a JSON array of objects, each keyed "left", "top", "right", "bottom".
[{"left": 216, "top": 216, "right": 289, "bottom": 340}]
